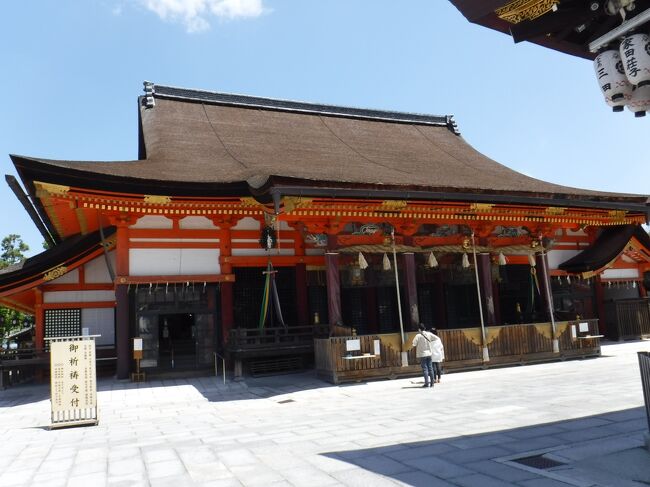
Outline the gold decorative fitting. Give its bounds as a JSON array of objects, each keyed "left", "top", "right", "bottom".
[
  {"left": 34, "top": 181, "right": 70, "bottom": 197},
  {"left": 545, "top": 207, "right": 566, "bottom": 215},
  {"left": 470, "top": 203, "right": 494, "bottom": 213},
  {"left": 462, "top": 237, "right": 471, "bottom": 250},
  {"left": 381, "top": 200, "right": 408, "bottom": 211},
  {"left": 143, "top": 195, "right": 171, "bottom": 205},
  {"left": 495, "top": 0, "right": 559, "bottom": 24},
  {"left": 608, "top": 210, "right": 626, "bottom": 221},
  {"left": 283, "top": 197, "right": 313, "bottom": 213},
  {"left": 239, "top": 197, "right": 263, "bottom": 207},
  {"left": 43, "top": 266, "right": 67, "bottom": 281}
]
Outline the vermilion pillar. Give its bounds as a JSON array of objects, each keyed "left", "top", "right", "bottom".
[
  {"left": 115, "top": 220, "right": 130, "bottom": 380},
  {"left": 403, "top": 252, "right": 420, "bottom": 330},
  {"left": 34, "top": 288, "right": 44, "bottom": 352},
  {"left": 477, "top": 253, "right": 497, "bottom": 326},
  {"left": 220, "top": 223, "right": 235, "bottom": 343},
  {"left": 294, "top": 226, "right": 309, "bottom": 326}
]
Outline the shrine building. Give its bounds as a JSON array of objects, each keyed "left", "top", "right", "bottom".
[{"left": 1, "top": 83, "right": 649, "bottom": 382}]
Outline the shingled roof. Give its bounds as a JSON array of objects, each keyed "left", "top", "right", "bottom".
[{"left": 10, "top": 84, "right": 650, "bottom": 209}]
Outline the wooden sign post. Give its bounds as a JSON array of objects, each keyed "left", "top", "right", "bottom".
[
  {"left": 131, "top": 337, "right": 145, "bottom": 382},
  {"left": 48, "top": 335, "right": 98, "bottom": 428}
]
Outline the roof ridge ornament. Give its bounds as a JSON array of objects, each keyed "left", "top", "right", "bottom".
[
  {"left": 143, "top": 81, "right": 155, "bottom": 108},
  {"left": 445, "top": 115, "right": 460, "bottom": 135}
]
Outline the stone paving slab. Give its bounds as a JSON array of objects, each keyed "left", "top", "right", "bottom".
[{"left": 0, "top": 340, "right": 649, "bottom": 486}]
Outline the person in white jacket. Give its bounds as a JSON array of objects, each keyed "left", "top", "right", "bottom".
[
  {"left": 412, "top": 324, "right": 435, "bottom": 388},
  {"left": 429, "top": 327, "right": 445, "bottom": 383}
]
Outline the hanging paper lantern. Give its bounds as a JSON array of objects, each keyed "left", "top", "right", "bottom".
[
  {"left": 594, "top": 49, "right": 633, "bottom": 112},
  {"left": 498, "top": 252, "right": 507, "bottom": 266},
  {"left": 566, "top": 275, "right": 571, "bottom": 285},
  {"left": 528, "top": 254, "right": 536, "bottom": 267},
  {"left": 633, "top": 281, "right": 637, "bottom": 288},
  {"left": 358, "top": 252, "right": 368, "bottom": 270},
  {"left": 627, "top": 84, "right": 650, "bottom": 117},
  {"left": 382, "top": 253, "right": 391, "bottom": 271},
  {"left": 461, "top": 253, "right": 470, "bottom": 269},
  {"left": 427, "top": 251, "right": 439, "bottom": 268},
  {"left": 619, "top": 33, "right": 650, "bottom": 88}
]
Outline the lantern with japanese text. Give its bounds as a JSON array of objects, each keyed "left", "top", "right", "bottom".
[
  {"left": 627, "top": 84, "right": 650, "bottom": 117},
  {"left": 619, "top": 33, "right": 650, "bottom": 88},
  {"left": 594, "top": 49, "right": 632, "bottom": 112}
]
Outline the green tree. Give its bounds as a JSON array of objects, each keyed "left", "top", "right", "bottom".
[
  {"left": 0, "top": 235, "right": 30, "bottom": 339},
  {"left": 1, "top": 234, "right": 29, "bottom": 269}
]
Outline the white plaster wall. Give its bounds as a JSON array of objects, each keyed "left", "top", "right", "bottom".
[
  {"left": 130, "top": 238, "right": 219, "bottom": 243},
  {"left": 547, "top": 249, "right": 581, "bottom": 270},
  {"left": 232, "top": 217, "right": 260, "bottom": 230},
  {"left": 129, "top": 248, "right": 220, "bottom": 276},
  {"left": 306, "top": 248, "right": 325, "bottom": 256},
  {"left": 43, "top": 290, "right": 116, "bottom": 303},
  {"left": 82, "top": 308, "right": 115, "bottom": 346},
  {"left": 602, "top": 268, "right": 639, "bottom": 279},
  {"left": 179, "top": 216, "right": 218, "bottom": 229},
  {"left": 85, "top": 251, "right": 116, "bottom": 283},
  {"left": 130, "top": 215, "right": 173, "bottom": 229},
  {"left": 49, "top": 268, "right": 79, "bottom": 284}
]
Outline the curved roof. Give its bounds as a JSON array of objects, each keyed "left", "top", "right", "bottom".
[{"left": 10, "top": 84, "right": 649, "bottom": 207}]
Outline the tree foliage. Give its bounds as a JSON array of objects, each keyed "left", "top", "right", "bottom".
[
  {"left": 0, "top": 234, "right": 30, "bottom": 339},
  {"left": 1, "top": 234, "right": 29, "bottom": 269}
]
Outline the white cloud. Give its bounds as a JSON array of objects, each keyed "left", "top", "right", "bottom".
[{"left": 138, "top": 0, "right": 267, "bottom": 32}]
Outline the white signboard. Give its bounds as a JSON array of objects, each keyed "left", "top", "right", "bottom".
[
  {"left": 346, "top": 339, "right": 361, "bottom": 352},
  {"left": 373, "top": 339, "right": 381, "bottom": 356},
  {"left": 579, "top": 322, "right": 590, "bottom": 333},
  {"left": 133, "top": 338, "right": 143, "bottom": 351},
  {"left": 49, "top": 337, "right": 98, "bottom": 428}
]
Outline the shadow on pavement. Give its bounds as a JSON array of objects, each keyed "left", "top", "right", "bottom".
[{"left": 321, "top": 407, "right": 649, "bottom": 487}]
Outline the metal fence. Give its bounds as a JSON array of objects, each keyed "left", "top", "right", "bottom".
[{"left": 639, "top": 352, "right": 650, "bottom": 432}]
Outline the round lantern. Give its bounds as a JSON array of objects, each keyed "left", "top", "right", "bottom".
[
  {"left": 627, "top": 84, "right": 650, "bottom": 117},
  {"left": 604, "top": 95, "right": 625, "bottom": 112},
  {"left": 619, "top": 33, "right": 650, "bottom": 87},
  {"left": 594, "top": 49, "right": 632, "bottom": 111}
]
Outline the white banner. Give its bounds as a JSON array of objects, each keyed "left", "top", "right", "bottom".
[{"left": 49, "top": 337, "right": 98, "bottom": 427}]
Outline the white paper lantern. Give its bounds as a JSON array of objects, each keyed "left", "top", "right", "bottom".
[
  {"left": 594, "top": 49, "right": 633, "bottom": 111},
  {"left": 627, "top": 84, "right": 650, "bottom": 117},
  {"left": 619, "top": 33, "right": 650, "bottom": 88}
]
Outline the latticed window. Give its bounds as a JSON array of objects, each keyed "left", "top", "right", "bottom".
[{"left": 44, "top": 309, "right": 81, "bottom": 350}]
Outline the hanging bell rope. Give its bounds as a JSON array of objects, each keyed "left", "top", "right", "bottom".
[
  {"left": 427, "top": 251, "right": 439, "bottom": 268},
  {"left": 382, "top": 252, "right": 391, "bottom": 271},
  {"left": 358, "top": 252, "right": 369, "bottom": 270}
]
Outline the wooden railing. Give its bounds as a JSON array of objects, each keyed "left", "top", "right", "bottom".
[
  {"left": 0, "top": 348, "right": 48, "bottom": 389},
  {"left": 315, "top": 320, "right": 601, "bottom": 384},
  {"left": 228, "top": 324, "right": 330, "bottom": 358},
  {"left": 605, "top": 298, "right": 650, "bottom": 341}
]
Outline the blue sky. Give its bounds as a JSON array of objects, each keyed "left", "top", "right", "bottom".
[{"left": 1, "top": 0, "right": 648, "bottom": 255}]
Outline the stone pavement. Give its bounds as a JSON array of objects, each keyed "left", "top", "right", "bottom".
[{"left": 1, "top": 340, "right": 649, "bottom": 487}]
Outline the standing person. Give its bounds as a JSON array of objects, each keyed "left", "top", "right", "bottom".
[
  {"left": 429, "top": 328, "right": 445, "bottom": 384},
  {"left": 412, "top": 324, "right": 435, "bottom": 388}
]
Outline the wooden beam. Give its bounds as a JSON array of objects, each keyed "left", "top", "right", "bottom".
[{"left": 115, "top": 274, "right": 235, "bottom": 285}]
